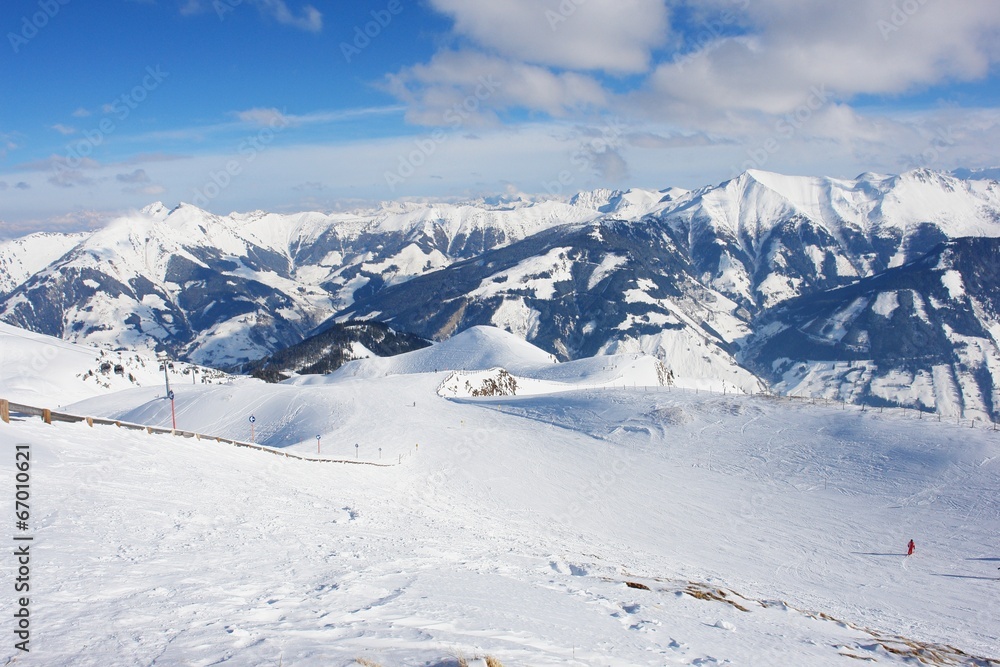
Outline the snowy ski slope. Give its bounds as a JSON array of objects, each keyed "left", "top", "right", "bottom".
[{"left": 1, "top": 325, "right": 998, "bottom": 665}]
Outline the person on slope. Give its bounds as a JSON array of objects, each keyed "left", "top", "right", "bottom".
[{"left": 907, "top": 539, "right": 915, "bottom": 556}]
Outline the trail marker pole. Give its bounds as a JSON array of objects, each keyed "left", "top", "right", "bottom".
[
  {"left": 316, "top": 434, "right": 321, "bottom": 454},
  {"left": 168, "top": 390, "right": 177, "bottom": 430},
  {"left": 160, "top": 354, "right": 177, "bottom": 430},
  {"left": 355, "top": 443, "right": 359, "bottom": 459},
  {"left": 249, "top": 415, "right": 256, "bottom": 443},
  {"left": 379, "top": 447, "right": 382, "bottom": 459}
]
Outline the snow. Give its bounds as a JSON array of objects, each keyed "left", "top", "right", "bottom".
[
  {"left": 0, "top": 321, "right": 229, "bottom": 406},
  {"left": 910, "top": 290, "right": 932, "bottom": 325},
  {"left": 941, "top": 269, "right": 966, "bottom": 300},
  {"left": 360, "top": 243, "right": 449, "bottom": 285},
  {"left": 868, "top": 369, "right": 936, "bottom": 410},
  {"left": 2, "top": 327, "right": 999, "bottom": 666},
  {"left": 489, "top": 297, "right": 542, "bottom": 340},
  {"left": 804, "top": 244, "right": 826, "bottom": 274},
  {"left": 324, "top": 326, "right": 558, "bottom": 380},
  {"left": 586, "top": 253, "right": 627, "bottom": 290},
  {"left": 471, "top": 247, "right": 574, "bottom": 301},
  {"left": 871, "top": 291, "right": 900, "bottom": 319},
  {"left": 820, "top": 297, "right": 869, "bottom": 342},
  {"left": 834, "top": 254, "right": 858, "bottom": 277},
  {"left": 660, "top": 168, "right": 1000, "bottom": 306},
  {"left": 756, "top": 272, "right": 803, "bottom": 309},
  {"left": 0, "top": 231, "right": 87, "bottom": 295},
  {"left": 709, "top": 251, "right": 753, "bottom": 298}
]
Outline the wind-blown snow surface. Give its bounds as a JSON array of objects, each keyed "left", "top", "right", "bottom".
[
  {"left": 0, "top": 322, "right": 229, "bottom": 406},
  {"left": 3, "top": 330, "right": 999, "bottom": 666}
]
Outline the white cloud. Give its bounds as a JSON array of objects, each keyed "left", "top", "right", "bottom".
[
  {"left": 51, "top": 124, "right": 77, "bottom": 136},
  {"left": 387, "top": 0, "right": 1000, "bottom": 159},
  {"left": 116, "top": 168, "right": 152, "bottom": 184},
  {"left": 644, "top": 0, "right": 1000, "bottom": 116},
  {"left": 48, "top": 169, "right": 94, "bottom": 188},
  {"left": 179, "top": 0, "right": 321, "bottom": 31},
  {"left": 71, "top": 107, "right": 91, "bottom": 118},
  {"left": 0, "top": 132, "right": 18, "bottom": 158},
  {"left": 428, "top": 0, "right": 670, "bottom": 73},
  {"left": 255, "top": 0, "right": 321, "bottom": 32},
  {"left": 385, "top": 51, "right": 608, "bottom": 125},
  {"left": 234, "top": 107, "right": 291, "bottom": 127}
]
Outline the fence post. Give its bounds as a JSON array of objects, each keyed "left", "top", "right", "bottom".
[
  {"left": 0, "top": 399, "right": 9, "bottom": 424},
  {"left": 42, "top": 408, "right": 52, "bottom": 425}
]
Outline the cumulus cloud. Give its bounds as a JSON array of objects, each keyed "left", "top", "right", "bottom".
[
  {"left": 71, "top": 107, "right": 91, "bottom": 118},
  {"left": 428, "top": 0, "right": 670, "bottom": 73},
  {"left": 51, "top": 124, "right": 77, "bottom": 136},
  {"left": 385, "top": 50, "right": 608, "bottom": 125},
  {"left": 390, "top": 0, "right": 1000, "bottom": 161},
  {"left": 644, "top": 0, "right": 1000, "bottom": 116},
  {"left": 114, "top": 168, "right": 165, "bottom": 195}
]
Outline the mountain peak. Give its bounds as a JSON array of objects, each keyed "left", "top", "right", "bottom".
[{"left": 140, "top": 201, "right": 169, "bottom": 219}]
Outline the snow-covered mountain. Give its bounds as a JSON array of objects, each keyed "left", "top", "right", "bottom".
[
  {"left": 0, "top": 198, "right": 599, "bottom": 367},
  {"left": 243, "top": 320, "right": 430, "bottom": 381},
  {"left": 743, "top": 237, "right": 1000, "bottom": 420},
  {"left": 335, "top": 218, "right": 764, "bottom": 393},
  {"left": 2, "top": 168, "right": 1000, "bottom": 415},
  {"left": 659, "top": 169, "right": 1000, "bottom": 310},
  {"left": 0, "top": 230, "right": 89, "bottom": 296}
]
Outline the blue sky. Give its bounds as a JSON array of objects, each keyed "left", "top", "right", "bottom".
[{"left": 2, "top": 0, "right": 999, "bottom": 235}]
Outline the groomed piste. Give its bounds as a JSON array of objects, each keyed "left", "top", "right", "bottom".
[{"left": 2, "top": 325, "right": 998, "bottom": 666}]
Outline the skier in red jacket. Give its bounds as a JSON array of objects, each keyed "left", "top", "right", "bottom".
[{"left": 907, "top": 539, "right": 915, "bottom": 556}]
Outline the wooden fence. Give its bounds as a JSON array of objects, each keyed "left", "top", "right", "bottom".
[{"left": 0, "top": 398, "right": 393, "bottom": 466}]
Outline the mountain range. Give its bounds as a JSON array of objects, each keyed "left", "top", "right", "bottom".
[{"left": 2, "top": 168, "right": 999, "bottom": 418}]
